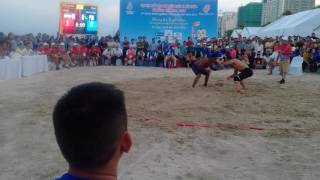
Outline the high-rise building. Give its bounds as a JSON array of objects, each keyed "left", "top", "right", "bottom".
[
  {"left": 238, "top": 2, "right": 263, "bottom": 28},
  {"left": 218, "top": 15, "right": 223, "bottom": 37},
  {"left": 261, "top": 0, "right": 315, "bottom": 25},
  {"left": 220, "top": 12, "right": 237, "bottom": 37}
]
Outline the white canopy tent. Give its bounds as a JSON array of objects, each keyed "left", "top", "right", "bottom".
[
  {"left": 257, "top": 8, "right": 320, "bottom": 38},
  {"left": 231, "top": 29, "right": 242, "bottom": 38},
  {"left": 241, "top": 27, "right": 262, "bottom": 38}
]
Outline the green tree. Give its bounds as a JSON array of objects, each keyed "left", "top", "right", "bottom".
[
  {"left": 238, "top": 22, "right": 245, "bottom": 29},
  {"left": 263, "top": 22, "right": 271, "bottom": 27},
  {"left": 224, "top": 30, "right": 233, "bottom": 37},
  {"left": 282, "top": 10, "right": 292, "bottom": 16}
]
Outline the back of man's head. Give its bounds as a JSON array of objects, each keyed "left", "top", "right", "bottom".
[{"left": 53, "top": 82, "right": 127, "bottom": 170}]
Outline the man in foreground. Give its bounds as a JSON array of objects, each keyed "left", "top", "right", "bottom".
[
  {"left": 278, "top": 38, "right": 292, "bottom": 84},
  {"left": 225, "top": 59, "right": 253, "bottom": 93},
  {"left": 53, "top": 83, "right": 132, "bottom": 180},
  {"left": 192, "top": 52, "right": 223, "bottom": 88}
]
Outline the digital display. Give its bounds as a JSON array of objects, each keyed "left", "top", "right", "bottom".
[{"left": 60, "top": 3, "right": 98, "bottom": 35}]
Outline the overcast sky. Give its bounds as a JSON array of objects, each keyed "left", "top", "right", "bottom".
[{"left": 1, "top": 0, "right": 319, "bottom": 36}]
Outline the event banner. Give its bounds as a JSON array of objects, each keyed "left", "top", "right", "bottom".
[
  {"left": 120, "top": 0, "right": 218, "bottom": 41},
  {"left": 59, "top": 3, "right": 98, "bottom": 35}
]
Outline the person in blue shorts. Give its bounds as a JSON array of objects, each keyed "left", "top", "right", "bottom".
[
  {"left": 53, "top": 83, "right": 132, "bottom": 180},
  {"left": 192, "top": 52, "right": 224, "bottom": 88}
]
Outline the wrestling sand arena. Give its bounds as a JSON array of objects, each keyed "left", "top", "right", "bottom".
[{"left": 1, "top": 67, "right": 320, "bottom": 180}]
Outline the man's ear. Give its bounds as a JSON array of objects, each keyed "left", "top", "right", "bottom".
[{"left": 121, "top": 131, "right": 132, "bottom": 153}]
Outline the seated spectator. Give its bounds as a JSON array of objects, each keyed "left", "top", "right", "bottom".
[
  {"left": 146, "top": 48, "right": 158, "bottom": 66},
  {"left": 70, "top": 43, "right": 81, "bottom": 66},
  {"left": 79, "top": 44, "right": 88, "bottom": 67},
  {"left": 89, "top": 44, "right": 101, "bottom": 66},
  {"left": 102, "top": 47, "right": 113, "bottom": 66},
  {"left": 309, "top": 47, "right": 320, "bottom": 72},
  {"left": 12, "top": 41, "right": 27, "bottom": 57},
  {"left": 113, "top": 44, "right": 123, "bottom": 66},
  {"left": 254, "top": 52, "right": 267, "bottom": 69},
  {"left": 25, "top": 42, "right": 35, "bottom": 55},
  {"left": 58, "top": 43, "right": 73, "bottom": 68},
  {"left": 149, "top": 38, "right": 158, "bottom": 52},
  {"left": 302, "top": 48, "right": 311, "bottom": 71},
  {"left": 38, "top": 43, "right": 51, "bottom": 55},
  {"left": 164, "top": 44, "right": 177, "bottom": 68},
  {"left": 53, "top": 83, "right": 132, "bottom": 180},
  {"left": 129, "top": 39, "right": 137, "bottom": 50},
  {"left": 195, "top": 43, "right": 203, "bottom": 59},
  {"left": 136, "top": 49, "right": 145, "bottom": 61},
  {"left": 125, "top": 46, "right": 136, "bottom": 66}
]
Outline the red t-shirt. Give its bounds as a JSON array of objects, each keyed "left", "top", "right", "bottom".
[
  {"left": 80, "top": 47, "right": 88, "bottom": 56},
  {"left": 71, "top": 47, "right": 80, "bottom": 55},
  {"left": 50, "top": 47, "right": 63, "bottom": 55},
  {"left": 126, "top": 49, "right": 135, "bottom": 59},
  {"left": 38, "top": 47, "right": 51, "bottom": 55},
  {"left": 90, "top": 47, "right": 101, "bottom": 56},
  {"left": 279, "top": 43, "right": 292, "bottom": 56},
  {"left": 229, "top": 48, "right": 237, "bottom": 59},
  {"left": 186, "top": 40, "right": 193, "bottom": 47}
]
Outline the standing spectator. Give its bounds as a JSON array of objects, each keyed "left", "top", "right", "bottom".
[
  {"left": 143, "top": 36, "right": 149, "bottom": 58},
  {"left": 149, "top": 38, "right": 158, "bottom": 52},
  {"left": 129, "top": 39, "right": 137, "bottom": 50},
  {"left": 267, "top": 48, "right": 279, "bottom": 75},
  {"left": 122, "top": 37, "right": 130, "bottom": 60},
  {"left": 302, "top": 48, "right": 311, "bottom": 71},
  {"left": 178, "top": 41, "right": 187, "bottom": 66},
  {"left": 265, "top": 38, "right": 274, "bottom": 57},
  {"left": 278, "top": 38, "right": 292, "bottom": 84},
  {"left": 137, "top": 36, "right": 144, "bottom": 52},
  {"left": 79, "top": 44, "right": 88, "bottom": 66},
  {"left": 254, "top": 40, "right": 264, "bottom": 56}
]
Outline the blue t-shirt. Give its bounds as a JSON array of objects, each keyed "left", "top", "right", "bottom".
[{"left": 55, "top": 173, "right": 90, "bottom": 180}]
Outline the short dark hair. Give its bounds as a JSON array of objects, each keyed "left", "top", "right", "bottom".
[{"left": 53, "top": 83, "right": 127, "bottom": 170}]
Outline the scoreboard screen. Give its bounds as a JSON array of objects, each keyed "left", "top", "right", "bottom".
[{"left": 59, "top": 3, "right": 98, "bottom": 35}]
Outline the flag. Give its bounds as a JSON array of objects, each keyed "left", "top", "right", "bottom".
[{"left": 192, "top": 21, "right": 200, "bottom": 27}]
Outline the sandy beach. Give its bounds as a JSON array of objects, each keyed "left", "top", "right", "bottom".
[{"left": 0, "top": 66, "right": 320, "bottom": 180}]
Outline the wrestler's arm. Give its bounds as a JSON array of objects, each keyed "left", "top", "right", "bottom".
[{"left": 227, "top": 67, "right": 238, "bottom": 80}]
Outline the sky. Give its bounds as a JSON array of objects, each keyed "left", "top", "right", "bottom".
[{"left": 0, "top": 0, "right": 319, "bottom": 36}]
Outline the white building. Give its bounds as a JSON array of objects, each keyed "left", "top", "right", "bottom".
[
  {"left": 261, "top": 0, "right": 315, "bottom": 26},
  {"left": 220, "top": 12, "right": 237, "bottom": 37}
]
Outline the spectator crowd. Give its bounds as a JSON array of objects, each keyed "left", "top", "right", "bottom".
[{"left": 1, "top": 31, "right": 320, "bottom": 73}]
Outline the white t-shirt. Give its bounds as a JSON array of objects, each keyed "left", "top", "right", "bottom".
[
  {"left": 113, "top": 48, "right": 123, "bottom": 57},
  {"left": 102, "top": 49, "right": 113, "bottom": 57},
  {"left": 254, "top": 43, "right": 264, "bottom": 54},
  {"left": 266, "top": 51, "right": 279, "bottom": 63}
]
